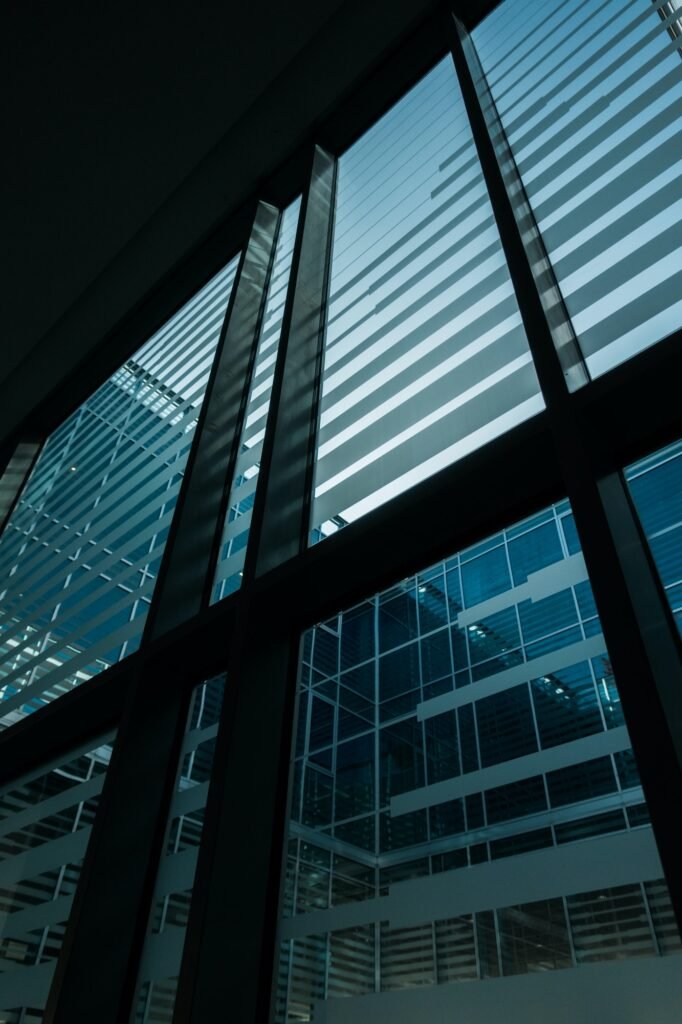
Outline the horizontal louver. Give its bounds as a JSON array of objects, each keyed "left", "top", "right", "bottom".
[
  {"left": 0, "top": 259, "right": 238, "bottom": 729},
  {"left": 0, "top": 738, "right": 114, "bottom": 1020},
  {"left": 311, "top": 57, "right": 543, "bottom": 538},
  {"left": 473, "top": 0, "right": 682, "bottom": 379}
]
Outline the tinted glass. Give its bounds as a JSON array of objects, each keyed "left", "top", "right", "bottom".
[
  {"left": 133, "top": 675, "right": 224, "bottom": 1023},
  {"left": 274, "top": 501, "right": 680, "bottom": 1021},
  {"left": 473, "top": 0, "right": 682, "bottom": 378},
  {"left": 311, "top": 57, "right": 542, "bottom": 540},
  {"left": 626, "top": 438, "right": 682, "bottom": 633},
  {"left": 0, "top": 737, "right": 114, "bottom": 1022},
  {"left": 0, "top": 259, "right": 239, "bottom": 729}
]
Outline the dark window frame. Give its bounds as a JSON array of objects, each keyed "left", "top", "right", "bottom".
[{"left": 0, "top": 4, "right": 679, "bottom": 1023}]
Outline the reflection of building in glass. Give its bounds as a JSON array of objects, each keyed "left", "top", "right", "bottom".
[
  {"left": 276, "top": 500, "right": 681, "bottom": 1022},
  {"left": 0, "top": 260, "right": 237, "bottom": 730},
  {"left": 134, "top": 676, "right": 224, "bottom": 1024},
  {"left": 0, "top": 738, "right": 114, "bottom": 1019}
]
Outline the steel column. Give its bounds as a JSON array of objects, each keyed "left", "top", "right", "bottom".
[
  {"left": 144, "top": 202, "right": 281, "bottom": 639},
  {"left": 448, "top": 11, "right": 682, "bottom": 928},
  {"left": 173, "top": 144, "right": 337, "bottom": 1024}
]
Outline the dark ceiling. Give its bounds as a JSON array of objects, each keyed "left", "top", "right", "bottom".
[{"left": 0, "top": 0, "right": 496, "bottom": 446}]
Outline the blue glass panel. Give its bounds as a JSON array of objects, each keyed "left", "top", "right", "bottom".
[
  {"left": 473, "top": 0, "right": 682, "bottom": 379},
  {"left": 626, "top": 439, "right": 682, "bottom": 633},
  {"left": 211, "top": 200, "right": 300, "bottom": 600},
  {"left": 0, "top": 259, "right": 239, "bottom": 729},
  {"left": 277, "top": 497, "right": 678, "bottom": 1019},
  {"left": 476, "top": 684, "right": 538, "bottom": 767},
  {"left": 311, "top": 57, "right": 542, "bottom": 539}
]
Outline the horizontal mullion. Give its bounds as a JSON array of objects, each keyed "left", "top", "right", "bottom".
[{"left": 261, "top": 413, "right": 560, "bottom": 629}]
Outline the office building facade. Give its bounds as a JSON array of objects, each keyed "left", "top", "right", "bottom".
[{"left": 0, "top": 0, "right": 681, "bottom": 1021}]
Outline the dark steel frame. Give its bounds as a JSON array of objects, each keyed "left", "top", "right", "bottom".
[{"left": 0, "top": 3, "right": 679, "bottom": 1022}]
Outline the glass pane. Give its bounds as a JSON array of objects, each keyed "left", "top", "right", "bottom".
[
  {"left": 274, "top": 501, "right": 681, "bottom": 1022},
  {"left": 473, "top": 0, "right": 682, "bottom": 379},
  {"left": 310, "top": 57, "right": 543, "bottom": 540},
  {"left": 0, "top": 259, "right": 239, "bottom": 729},
  {"left": 212, "top": 200, "right": 301, "bottom": 601},
  {"left": 625, "top": 437, "right": 682, "bottom": 632},
  {"left": 0, "top": 736, "right": 115, "bottom": 1022},
  {"left": 133, "top": 675, "right": 224, "bottom": 1023}
]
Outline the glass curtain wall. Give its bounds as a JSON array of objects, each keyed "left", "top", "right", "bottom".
[
  {"left": 626, "top": 438, "right": 682, "bottom": 633},
  {"left": 0, "top": 2, "right": 680, "bottom": 1021},
  {"left": 472, "top": 0, "right": 682, "bottom": 379},
  {"left": 0, "top": 737, "right": 115, "bottom": 1023},
  {"left": 0, "top": 258, "right": 239, "bottom": 730},
  {"left": 310, "top": 56, "right": 543, "bottom": 540},
  {"left": 274, "top": 500, "right": 681, "bottom": 1022}
]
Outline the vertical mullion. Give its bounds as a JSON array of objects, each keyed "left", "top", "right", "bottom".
[
  {"left": 43, "top": 661, "right": 194, "bottom": 1024},
  {"left": 446, "top": 12, "right": 587, "bottom": 402},
  {"left": 144, "top": 201, "right": 281, "bottom": 640},
  {"left": 173, "top": 145, "right": 338, "bottom": 1024},
  {"left": 449, "top": 11, "right": 682, "bottom": 929},
  {"left": 40, "top": 205, "right": 281, "bottom": 1021},
  {"left": 246, "top": 144, "right": 337, "bottom": 580}
]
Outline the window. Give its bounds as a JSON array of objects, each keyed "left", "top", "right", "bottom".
[
  {"left": 0, "top": 259, "right": 239, "bottom": 728},
  {"left": 0, "top": 737, "right": 115, "bottom": 1022},
  {"left": 0, "top": 3, "right": 680, "bottom": 1022},
  {"left": 275, "top": 500, "right": 678, "bottom": 1021},
  {"left": 473, "top": 0, "right": 682, "bottom": 378},
  {"left": 311, "top": 57, "right": 542, "bottom": 539},
  {"left": 626, "top": 438, "right": 682, "bottom": 633}
]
